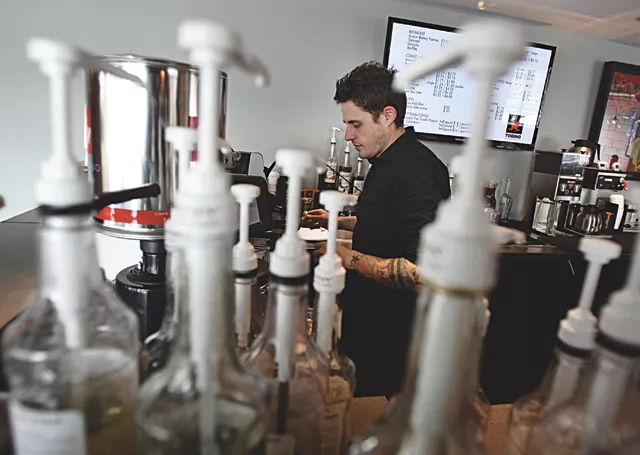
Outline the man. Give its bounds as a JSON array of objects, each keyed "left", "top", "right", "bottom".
[{"left": 302, "top": 62, "right": 450, "bottom": 397}]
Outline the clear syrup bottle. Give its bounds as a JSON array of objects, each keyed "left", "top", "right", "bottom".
[
  {"left": 506, "top": 238, "right": 621, "bottom": 455},
  {"left": 352, "top": 158, "right": 366, "bottom": 198},
  {"left": 3, "top": 38, "right": 145, "bottom": 455},
  {"left": 243, "top": 149, "right": 329, "bottom": 455},
  {"left": 312, "top": 191, "right": 357, "bottom": 455},
  {"left": 498, "top": 178, "right": 513, "bottom": 222},
  {"left": 337, "top": 143, "right": 352, "bottom": 194},
  {"left": 322, "top": 127, "right": 341, "bottom": 191}
]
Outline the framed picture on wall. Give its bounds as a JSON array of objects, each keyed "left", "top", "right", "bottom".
[{"left": 588, "top": 61, "right": 640, "bottom": 177}]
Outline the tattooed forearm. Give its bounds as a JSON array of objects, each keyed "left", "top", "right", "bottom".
[{"left": 347, "top": 252, "right": 421, "bottom": 292}]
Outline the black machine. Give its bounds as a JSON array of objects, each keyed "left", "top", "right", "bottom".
[{"left": 114, "top": 173, "right": 273, "bottom": 342}]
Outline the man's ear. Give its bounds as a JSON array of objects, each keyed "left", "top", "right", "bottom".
[{"left": 382, "top": 106, "right": 398, "bottom": 127}]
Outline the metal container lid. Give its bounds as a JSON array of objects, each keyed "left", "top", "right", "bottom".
[{"left": 98, "top": 54, "right": 228, "bottom": 79}]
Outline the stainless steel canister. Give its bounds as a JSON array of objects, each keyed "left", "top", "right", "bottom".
[{"left": 86, "top": 55, "right": 228, "bottom": 239}]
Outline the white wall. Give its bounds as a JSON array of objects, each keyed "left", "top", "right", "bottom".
[{"left": 1, "top": 0, "right": 640, "bottom": 224}]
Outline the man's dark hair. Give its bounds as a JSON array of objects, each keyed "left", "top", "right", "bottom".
[{"left": 334, "top": 61, "right": 407, "bottom": 127}]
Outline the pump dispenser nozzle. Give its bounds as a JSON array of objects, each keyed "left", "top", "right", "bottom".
[
  {"left": 558, "top": 238, "right": 621, "bottom": 350},
  {"left": 331, "top": 127, "right": 341, "bottom": 145},
  {"left": 27, "top": 38, "right": 144, "bottom": 207}
]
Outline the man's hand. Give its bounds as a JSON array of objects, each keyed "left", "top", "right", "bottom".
[
  {"left": 311, "top": 242, "right": 353, "bottom": 265},
  {"left": 301, "top": 209, "right": 329, "bottom": 229}
]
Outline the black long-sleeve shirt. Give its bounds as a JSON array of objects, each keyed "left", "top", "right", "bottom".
[{"left": 340, "top": 127, "right": 450, "bottom": 397}]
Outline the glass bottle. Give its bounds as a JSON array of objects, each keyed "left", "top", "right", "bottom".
[
  {"left": 3, "top": 213, "right": 140, "bottom": 455},
  {"left": 506, "top": 347, "right": 589, "bottom": 455},
  {"left": 324, "top": 130, "right": 340, "bottom": 190},
  {"left": 314, "top": 303, "right": 356, "bottom": 455},
  {"left": 483, "top": 182, "right": 499, "bottom": 224},
  {"left": 243, "top": 279, "right": 329, "bottom": 455},
  {"left": 498, "top": 178, "right": 514, "bottom": 221},
  {"left": 396, "top": 291, "right": 489, "bottom": 455},
  {"left": 135, "top": 236, "right": 270, "bottom": 454},
  {"left": 352, "top": 158, "right": 366, "bottom": 198},
  {"left": 527, "top": 340, "right": 640, "bottom": 455},
  {"left": 338, "top": 144, "right": 353, "bottom": 194},
  {"left": 349, "top": 288, "right": 489, "bottom": 455}
]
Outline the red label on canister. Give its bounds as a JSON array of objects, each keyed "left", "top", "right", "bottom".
[
  {"left": 86, "top": 107, "right": 92, "bottom": 155},
  {"left": 95, "top": 208, "right": 170, "bottom": 226},
  {"left": 188, "top": 116, "right": 198, "bottom": 161}
]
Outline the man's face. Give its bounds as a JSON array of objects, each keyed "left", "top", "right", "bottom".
[{"left": 340, "top": 101, "right": 391, "bottom": 160}]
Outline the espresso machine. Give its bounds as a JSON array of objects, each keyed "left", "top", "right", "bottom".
[{"left": 87, "top": 55, "right": 228, "bottom": 340}]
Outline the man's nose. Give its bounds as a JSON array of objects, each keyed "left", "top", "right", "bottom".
[{"left": 344, "top": 128, "right": 355, "bottom": 141}]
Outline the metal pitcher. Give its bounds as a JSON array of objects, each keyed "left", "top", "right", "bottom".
[{"left": 86, "top": 55, "right": 228, "bottom": 240}]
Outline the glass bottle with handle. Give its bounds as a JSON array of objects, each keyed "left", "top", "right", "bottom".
[
  {"left": 506, "top": 238, "right": 621, "bottom": 455},
  {"left": 3, "top": 38, "right": 147, "bottom": 455},
  {"left": 313, "top": 190, "right": 357, "bottom": 455},
  {"left": 243, "top": 149, "right": 329, "bottom": 455}
]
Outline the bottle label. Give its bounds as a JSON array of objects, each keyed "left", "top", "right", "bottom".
[
  {"left": 324, "top": 167, "right": 336, "bottom": 184},
  {"left": 353, "top": 180, "right": 364, "bottom": 196},
  {"left": 338, "top": 172, "right": 351, "bottom": 193},
  {"left": 9, "top": 401, "right": 87, "bottom": 455},
  {"left": 266, "top": 433, "right": 296, "bottom": 455},
  {"left": 321, "top": 402, "right": 347, "bottom": 455}
]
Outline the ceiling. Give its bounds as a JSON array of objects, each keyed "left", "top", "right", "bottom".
[{"left": 400, "top": 0, "right": 640, "bottom": 47}]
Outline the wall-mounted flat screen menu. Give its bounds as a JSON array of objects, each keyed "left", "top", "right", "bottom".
[{"left": 383, "top": 17, "right": 556, "bottom": 150}]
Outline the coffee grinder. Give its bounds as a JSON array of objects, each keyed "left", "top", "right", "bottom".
[{"left": 86, "top": 55, "right": 228, "bottom": 341}]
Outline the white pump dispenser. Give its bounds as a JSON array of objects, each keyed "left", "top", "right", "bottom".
[
  {"left": 171, "top": 19, "right": 269, "bottom": 453},
  {"left": 26, "top": 38, "right": 144, "bottom": 349},
  {"left": 314, "top": 191, "right": 357, "bottom": 355},
  {"left": 270, "top": 149, "right": 319, "bottom": 379},
  {"left": 392, "top": 20, "right": 525, "bottom": 455},
  {"left": 28, "top": 38, "right": 144, "bottom": 208},
  {"left": 324, "top": 127, "right": 342, "bottom": 187},
  {"left": 5, "top": 38, "right": 145, "bottom": 455},
  {"left": 558, "top": 238, "right": 621, "bottom": 350},
  {"left": 231, "top": 183, "right": 261, "bottom": 349}
]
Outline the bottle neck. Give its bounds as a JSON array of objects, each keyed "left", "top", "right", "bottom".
[
  {"left": 168, "top": 236, "right": 244, "bottom": 377},
  {"left": 537, "top": 346, "right": 589, "bottom": 411},
  {"left": 329, "top": 143, "right": 336, "bottom": 160},
  {"left": 356, "top": 160, "right": 364, "bottom": 177},
  {"left": 39, "top": 214, "right": 95, "bottom": 349},
  {"left": 342, "top": 152, "right": 350, "bottom": 168}
]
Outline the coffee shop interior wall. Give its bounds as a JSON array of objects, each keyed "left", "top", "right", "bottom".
[{"left": 1, "top": 0, "right": 640, "bottom": 275}]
